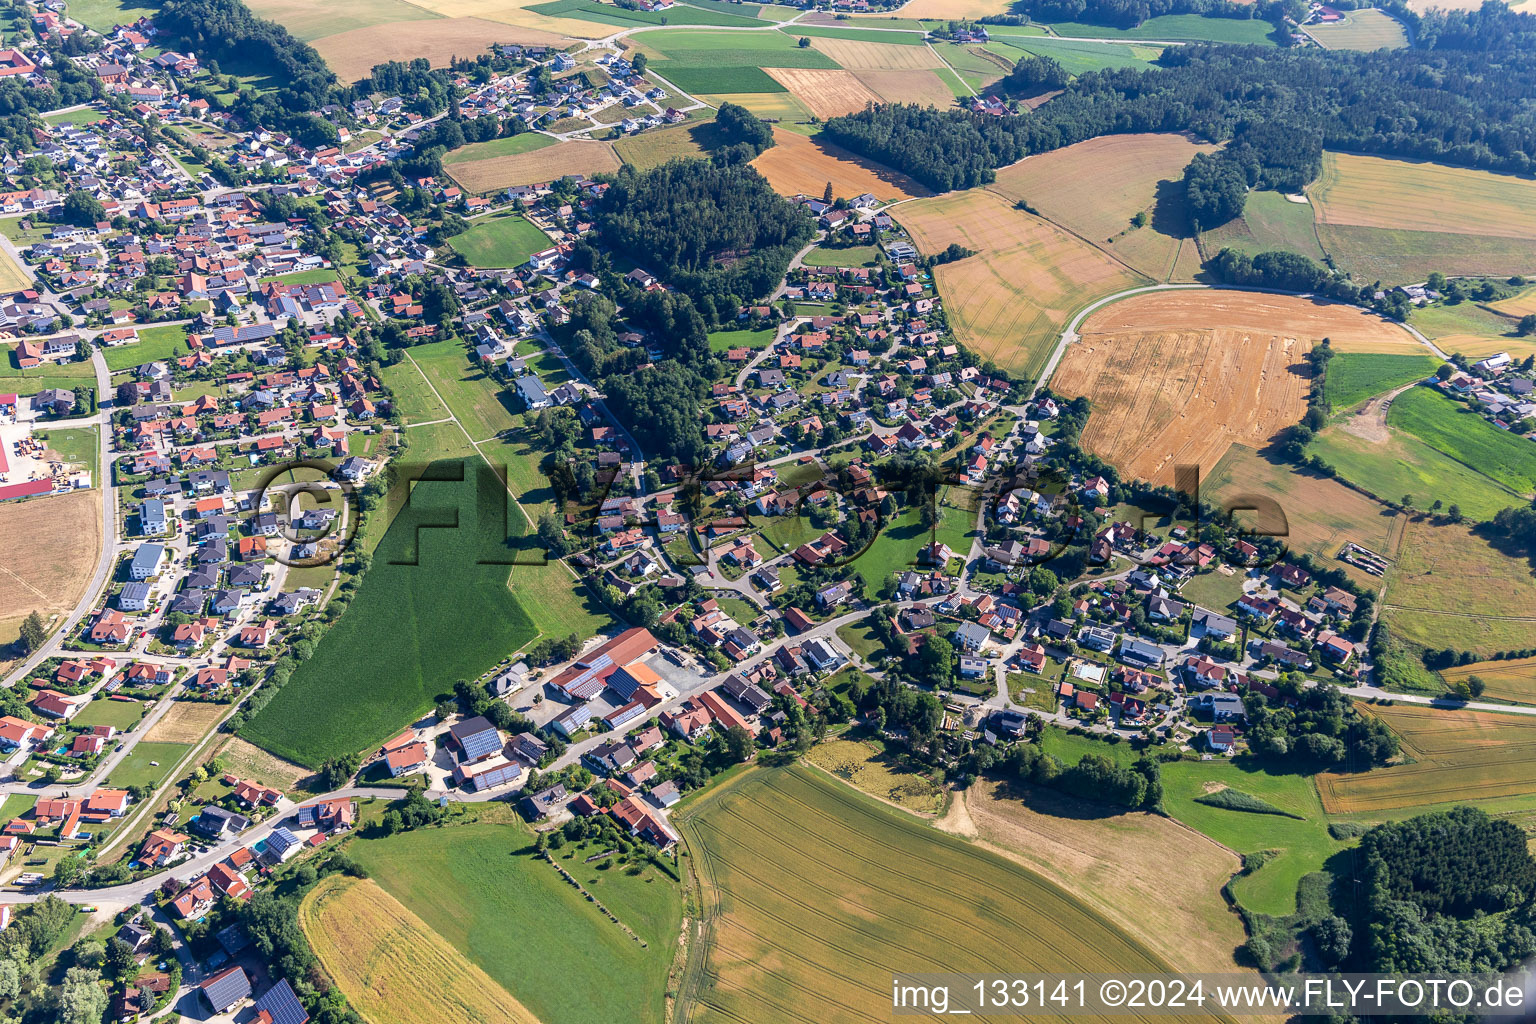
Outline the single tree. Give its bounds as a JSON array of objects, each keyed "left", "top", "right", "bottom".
[
  {"left": 724, "top": 724, "right": 755, "bottom": 763},
  {"left": 17, "top": 610, "right": 46, "bottom": 654}
]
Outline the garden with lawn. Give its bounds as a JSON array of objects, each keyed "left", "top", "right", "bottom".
[
  {"left": 103, "top": 324, "right": 190, "bottom": 372},
  {"left": 448, "top": 213, "right": 551, "bottom": 269}
]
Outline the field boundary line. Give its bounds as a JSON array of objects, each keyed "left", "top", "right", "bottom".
[
  {"left": 979, "top": 185, "right": 1157, "bottom": 285},
  {"left": 1378, "top": 605, "right": 1536, "bottom": 622},
  {"left": 926, "top": 41, "right": 975, "bottom": 96},
  {"left": 400, "top": 350, "right": 606, "bottom": 649},
  {"left": 0, "top": 563, "right": 50, "bottom": 604}
]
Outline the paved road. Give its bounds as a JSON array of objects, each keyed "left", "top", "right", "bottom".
[{"left": 5, "top": 787, "right": 402, "bottom": 906}]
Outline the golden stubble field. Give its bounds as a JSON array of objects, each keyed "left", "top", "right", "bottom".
[
  {"left": 404, "top": 0, "right": 603, "bottom": 37},
  {"left": 1052, "top": 325, "right": 1312, "bottom": 487},
  {"left": 1311, "top": 151, "right": 1536, "bottom": 239},
  {"left": 302, "top": 874, "right": 542, "bottom": 1024},
  {"left": 1381, "top": 517, "right": 1536, "bottom": 657},
  {"left": 763, "top": 68, "right": 881, "bottom": 119},
  {"left": 882, "top": 0, "right": 1013, "bottom": 14},
  {"left": 1317, "top": 703, "right": 1536, "bottom": 814},
  {"left": 963, "top": 780, "right": 1248, "bottom": 973},
  {"left": 898, "top": 189, "right": 1144, "bottom": 378},
  {"left": 0, "top": 489, "right": 100, "bottom": 642},
  {"left": 1204, "top": 444, "right": 1405, "bottom": 585},
  {"left": 1074, "top": 289, "right": 1424, "bottom": 350},
  {"left": 808, "top": 36, "right": 945, "bottom": 70},
  {"left": 314, "top": 18, "right": 573, "bottom": 81},
  {"left": 448, "top": 139, "right": 622, "bottom": 192},
  {"left": 0, "top": 247, "right": 30, "bottom": 292},
  {"left": 854, "top": 69, "right": 956, "bottom": 108},
  {"left": 989, "top": 133, "right": 1216, "bottom": 281},
  {"left": 751, "top": 127, "right": 930, "bottom": 201},
  {"left": 1052, "top": 291, "right": 1423, "bottom": 486},
  {"left": 677, "top": 765, "right": 1229, "bottom": 1024}
]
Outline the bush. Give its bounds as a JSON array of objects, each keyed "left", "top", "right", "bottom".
[{"left": 1193, "top": 787, "right": 1303, "bottom": 818}]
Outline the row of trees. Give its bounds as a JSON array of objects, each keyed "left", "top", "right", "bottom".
[{"left": 1003, "top": 0, "right": 1278, "bottom": 29}]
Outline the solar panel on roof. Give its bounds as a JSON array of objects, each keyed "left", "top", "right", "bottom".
[
  {"left": 458, "top": 727, "right": 501, "bottom": 761},
  {"left": 254, "top": 979, "right": 309, "bottom": 1024},
  {"left": 201, "top": 966, "right": 251, "bottom": 1011}
]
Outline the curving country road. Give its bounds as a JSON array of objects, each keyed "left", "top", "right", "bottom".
[{"left": 1028, "top": 281, "right": 1450, "bottom": 402}]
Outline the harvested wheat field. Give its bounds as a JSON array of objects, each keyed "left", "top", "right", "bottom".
[
  {"left": 990, "top": 133, "right": 1216, "bottom": 281},
  {"left": 313, "top": 18, "right": 572, "bottom": 81},
  {"left": 892, "top": 0, "right": 1015, "bottom": 15},
  {"left": 1432, "top": 334, "right": 1536, "bottom": 362},
  {"left": 448, "top": 139, "right": 621, "bottom": 192},
  {"left": 1493, "top": 287, "right": 1536, "bottom": 318},
  {"left": 853, "top": 69, "right": 956, "bottom": 108},
  {"left": 1311, "top": 152, "right": 1536, "bottom": 239},
  {"left": 412, "top": 0, "right": 605, "bottom": 36},
  {"left": 1318, "top": 703, "right": 1536, "bottom": 815},
  {"left": 144, "top": 700, "right": 228, "bottom": 745},
  {"left": 246, "top": 0, "right": 433, "bottom": 42},
  {"left": 0, "top": 490, "right": 99, "bottom": 631},
  {"left": 1204, "top": 444, "right": 1404, "bottom": 584},
  {"left": 964, "top": 780, "right": 1247, "bottom": 972},
  {"left": 810, "top": 35, "right": 945, "bottom": 70},
  {"left": 752, "top": 127, "right": 930, "bottom": 201},
  {"left": 764, "top": 68, "right": 881, "bottom": 119},
  {"left": 899, "top": 189, "right": 1143, "bottom": 378},
  {"left": 1443, "top": 657, "right": 1536, "bottom": 706},
  {"left": 0, "top": 247, "right": 30, "bottom": 293},
  {"left": 302, "top": 874, "right": 542, "bottom": 1024},
  {"left": 1080, "top": 289, "right": 1424, "bottom": 352},
  {"left": 1053, "top": 321, "right": 1311, "bottom": 485}
]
